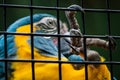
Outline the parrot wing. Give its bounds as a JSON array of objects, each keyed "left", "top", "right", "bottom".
[{"left": 0, "top": 35, "right": 17, "bottom": 80}]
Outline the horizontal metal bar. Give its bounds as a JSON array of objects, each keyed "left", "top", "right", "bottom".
[
  {"left": 84, "top": 8, "right": 120, "bottom": 13},
  {"left": 0, "top": 4, "right": 120, "bottom": 13},
  {"left": 0, "top": 58, "right": 120, "bottom": 64},
  {"left": 0, "top": 31, "right": 120, "bottom": 39}
]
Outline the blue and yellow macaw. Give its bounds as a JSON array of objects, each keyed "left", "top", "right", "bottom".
[{"left": 0, "top": 12, "right": 112, "bottom": 80}]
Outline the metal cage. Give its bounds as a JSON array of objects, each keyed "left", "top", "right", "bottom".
[{"left": 0, "top": 0, "right": 120, "bottom": 80}]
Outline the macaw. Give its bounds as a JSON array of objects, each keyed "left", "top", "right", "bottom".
[
  {"left": 0, "top": 13, "right": 111, "bottom": 80},
  {"left": 0, "top": 5, "right": 114, "bottom": 80}
]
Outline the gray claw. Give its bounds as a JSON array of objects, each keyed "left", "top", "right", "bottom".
[
  {"left": 68, "top": 4, "right": 85, "bottom": 13},
  {"left": 70, "top": 29, "right": 82, "bottom": 36},
  {"left": 108, "top": 37, "right": 116, "bottom": 50}
]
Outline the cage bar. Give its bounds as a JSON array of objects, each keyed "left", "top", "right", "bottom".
[{"left": 0, "top": 0, "right": 120, "bottom": 80}]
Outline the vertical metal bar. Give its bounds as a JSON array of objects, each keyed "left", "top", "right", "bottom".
[
  {"left": 3, "top": 0, "right": 8, "bottom": 80},
  {"left": 81, "top": 0, "right": 88, "bottom": 80},
  {"left": 106, "top": 0, "right": 113, "bottom": 79},
  {"left": 56, "top": 0, "right": 62, "bottom": 80},
  {"left": 30, "top": 0, "right": 35, "bottom": 80}
]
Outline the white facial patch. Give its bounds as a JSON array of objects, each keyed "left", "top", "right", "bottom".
[{"left": 34, "top": 17, "right": 57, "bottom": 34}]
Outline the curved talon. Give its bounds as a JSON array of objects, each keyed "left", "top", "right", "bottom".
[
  {"left": 67, "top": 4, "right": 85, "bottom": 13},
  {"left": 108, "top": 37, "right": 116, "bottom": 50}
]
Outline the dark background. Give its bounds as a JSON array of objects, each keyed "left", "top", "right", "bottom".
[{"left": 0, "top": 0, "right": 120, "bottom": 79}]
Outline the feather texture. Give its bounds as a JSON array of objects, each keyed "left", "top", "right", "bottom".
[{"left": 0, "top": 13, "right": 111, "bottom": 80}]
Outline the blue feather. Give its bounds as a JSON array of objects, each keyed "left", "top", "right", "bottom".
[
  {"left": 0, "top": 35, "right": 17, "bottom": 58},
  {"left": 0, "top": 14, "right": 55, "bottom": 79},
  {"left": 60, "top": 38, "right": 71, "bottom": 55},
  {"left": 67, "top": 54, "right": 83, "bottom": 61},
  {"left": 0, "top": 35, "right": 16, "bottom": 79},
  {"left": 28, "top": 35, "right": 83, "bottom": 61},
  {"left": 7, "top": 14, "right": 55, "bottom": 32},
  {"left": 28, "top": 36, "right": 64, "bottom": 57}
]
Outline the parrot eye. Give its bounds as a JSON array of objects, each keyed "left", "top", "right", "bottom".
[
  {"left": 47, "top": 19, "right": 53, "bottom": 25},
  {"left": 47, "top": 19, "right": 57, "bottom": 29}
]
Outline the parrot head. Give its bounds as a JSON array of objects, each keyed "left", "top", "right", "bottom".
[
  {"left": 9, "top": 14, "right": 68, "bottom": 46},
  {"left": 7, "top": 13, "right": 66, "bottom": 35},
  {"left": 0, "top": 13, "right": 69, "bottom": 80},
  {"left": 4, "top": 13, "right": 69, "bottom": 50}
]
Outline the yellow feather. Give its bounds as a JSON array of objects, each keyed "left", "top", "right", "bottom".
[
  {"left": 11, "top": 25, "right": 111, "bottom": 80},
  {"left": 100, "top": 56, "right": 105, "bottom": 62}
]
